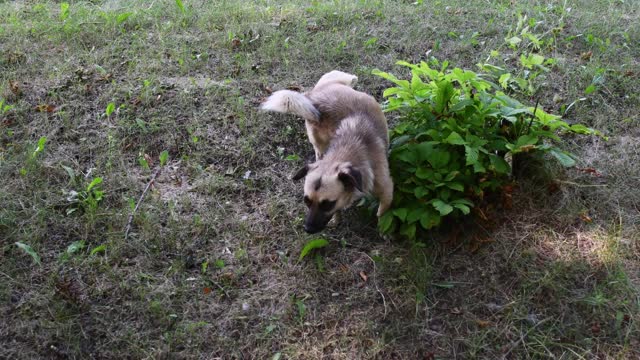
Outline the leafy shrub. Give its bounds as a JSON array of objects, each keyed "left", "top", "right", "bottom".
[{"left": 373, "top": 60, "right": 603, "bottom": 240}]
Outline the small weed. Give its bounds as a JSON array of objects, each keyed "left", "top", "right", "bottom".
[
  {"left": 20, "top": 136, "right": 47, "bottom": 176},
  {"left": 299, "top": 238, "right": 329, "bottom": 261},
  {"left": 59, "top": 241, "right": 86, "bottom": 262},
  {"left": 15, "top": 242, "right": 41, "bottom": 265},
  {"left": 105, "top": 102, "right": 116, "bottom": 117},
  {"left": 65, "top": 176, "right": 104, "bottom": 217},
  {"left": 0, "top": 98, "right": 14, "bottom": 114}
]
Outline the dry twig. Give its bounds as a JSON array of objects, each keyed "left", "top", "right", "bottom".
[{"left": 124, "top": 167, "right": 161, "bottom": 240}]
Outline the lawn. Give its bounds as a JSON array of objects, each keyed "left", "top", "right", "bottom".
[{"left": 1, "top": 0, "right": 639, "bottom": 358}]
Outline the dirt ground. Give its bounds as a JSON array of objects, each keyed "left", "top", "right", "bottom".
[{"left": 1, "top": 1, "right": 639, "bottom": 359}]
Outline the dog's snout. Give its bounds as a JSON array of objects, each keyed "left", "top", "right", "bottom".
[
  {"left": 303, "top": 223, "right": 322, "bottom": 234},
  {"left": 303, "top": 211, "right": 332, "bottom": 234}
]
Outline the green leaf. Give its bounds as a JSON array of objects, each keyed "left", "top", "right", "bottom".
[
  {"left": 105, "top": 102, "right": 115, "bottom": 117},
  {"left": 90, "top": 244, "right": 106, "bottom": 255},
  {"left": 434, "top": 80, "right": 455, "bottom": 113},
  {"left": 464, "top": 145, "right": 479, "bottom": 166},
  {"left": 15, "top": 242, "right": 41, "bottom": 265},
  {"left": 139, "top": 157, "right": 150, "bottom": 170},
  {"left": 406, "top": 208, "right": 423, "bottom": 223},
  {"left": 285, "top": 154, "right": 301, "bottom": 161},
  {"left": 489, "top": 154, "right": 510, "bottom": 174},
  {"left": 453, "top": 203, "right": 471, "bottom": 215},
  {"left": 498, "top": 73, "right": 511, "bottom": 89},
  {"left": 446, "top": 182, "right": 464, "bottom": 192},
  {"left": 393, "top": 208, "right": 408, "bottom": 221},
  {"left": 61, "top": 165, "right": 75, "bottom": 182},
  {"left": 395, "top": 148, "right": 418, "bottom": 165},
  {"left": 585, "top": 84, "right": 597, "bottom": 95},
  {"left": 299, "top": 238, "right": 329, "bottom": 261},
  {"left": 514, "top": 134, "right": 539, "bottom": 148},
  {"left": 431, "top": 199, "right": 454, "bottom": 216},
  {"left": 87, "top": 177, "right": 103, "bottom": 192},
  {"left": 214, "top": 259, "right": 225, "bottom": 269},
  {"left": 159, "top": 150, "right": 169, "bottom": 167},
  {"left": 520, "top": 53, "right": 545, "bottom": 69},
  {"left": 444, "top": 132, "right": 466, "bottom": 145},
  {"left": 60, "top": 2, "right": 70, "bottom": 20},
  {"left": 451, "top": 198, "right": 474, "bottom": 206},
  {"left": 175, "top": 0, "right": 186, "bottom": 14},
  {"left": 415, "top": 167, "right": 432, "bottom": 179},
  {"left": 419, "top": 210, "right": 441, "bottom": 229},
  {"left": 505, "top": 36, "right": 522, "bottom": 48},
  {"left": 33, "top": 136, "right": 47, "bottom": 157},
  {"left": 549, "top": 148, "right": 576, "bottom": 167},
  {"left": 399, "top": 223, "right": 416, "bottom": 239},
  {"left": 372, "top": 69, "right": 410, "bottom": 89},
  {"left": 116, "top": 12, "right": 132, "bottom": 24},
  {"left": 413, "top": 186, "right": 430, "bottom": 199},
  {"left": 444, "top": 171, "right": 459, "bottom": 181},
  {"left": 425, "top": 150, "right": 450, "bottom": 169},
  {"left": 449, "top": 99, "right": 474, "bottom": 113},
  {"left": 378, "top": 211, "right": 394, "bottom": 233},
  {"left": 66, "top": 240, "right": 86, "bottom": 254}
]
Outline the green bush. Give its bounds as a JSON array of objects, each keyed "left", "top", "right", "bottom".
[{"left": 373, "top": 60, "right": 603, "bottom": 240}]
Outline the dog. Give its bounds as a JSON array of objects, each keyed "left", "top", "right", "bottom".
[{"left": 260, "top": 71, "right": 393, "bottom": 233}]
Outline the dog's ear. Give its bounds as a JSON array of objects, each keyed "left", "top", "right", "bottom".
[
  {"left": 338, "top": 166, "right": 363, "bottom": 192},
  {"left": 292, "top": 165, "right": 310, "bottom": 180}
]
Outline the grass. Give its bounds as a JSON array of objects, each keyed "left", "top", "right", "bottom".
[{"left": 1, "top": 0, "right": 639, "bottom": 358}]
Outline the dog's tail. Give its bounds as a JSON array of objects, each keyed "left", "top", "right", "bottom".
[{"left": 260, "top": 90, "right": 320, "bottom": 122}]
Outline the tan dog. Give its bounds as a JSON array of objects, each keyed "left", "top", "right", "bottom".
[{"left": 261, "top": 71, "right": 393, "bottom": 233}]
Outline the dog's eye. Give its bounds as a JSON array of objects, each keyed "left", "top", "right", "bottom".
[
  {"left": 319, "top": 200, "right": 336, "bottom": 212},
  {"left": 303, "top": 196, "right": 312, "bottom": 207}
]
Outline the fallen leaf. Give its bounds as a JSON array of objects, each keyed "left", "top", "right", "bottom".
[
  {"left": 580, "top": 51, "right": 593, "bottom": 61},
  {"left": 576, "top": 167, "right": 601, "bottom": 177},
  {"left": 591, "top": 322, "right": 601, "bottom": 334},
  {"left": 519, "top": 144, "right": 537, "bottom": 152},
  {"left": 580, "top": 212, "right": 593, "bottom": 223},
  {"left": 359, "top": 271, "right": 368, "bottom": 282},
  {"left": 450, "top": 307, "right": 463, "bottom": 315},
  {"left": 9, "top": 80, "right": 22, "bottom": 96},
  {"left": 35, "top": 104, "right": 56, "bottom": 113},
  {"left": 144, "top": 153, "right": 153, "bottom": 167},
  {"left": 203, "top": 287, "right": 212, "bottom": 294},
  {"left": 475, "top": 319, "right": 492, "bottom": 328},
  {"left": 231, "top": 38, "right": 241, "bottom": 48}
]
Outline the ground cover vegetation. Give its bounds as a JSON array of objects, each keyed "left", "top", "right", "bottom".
[{"left": 1, "top": 0, "right": 638, "bottom": 358}]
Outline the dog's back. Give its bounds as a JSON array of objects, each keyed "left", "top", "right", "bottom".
[{"left": 308, "top": 81, "right": 389, "bottom": 148}]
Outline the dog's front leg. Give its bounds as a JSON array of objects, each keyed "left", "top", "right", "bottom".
[{"left": 374, "top": 170, "right": 394, "bottom": 217}]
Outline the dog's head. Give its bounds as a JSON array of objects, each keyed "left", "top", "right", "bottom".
[{"left": 292, "top": 161, "right": 363, "bottom": 233}]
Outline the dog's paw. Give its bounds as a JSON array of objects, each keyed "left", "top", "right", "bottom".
[{"left": 376, "top": 205, "right": 390, "bottom": 218}]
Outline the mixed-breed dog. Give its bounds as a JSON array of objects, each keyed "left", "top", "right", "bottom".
[{"left": 260, "top": 71, "right": 393, "bottom": 234}]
